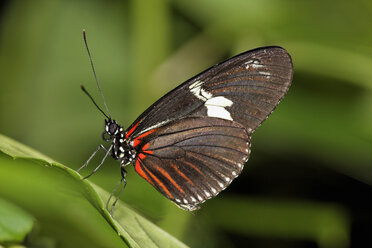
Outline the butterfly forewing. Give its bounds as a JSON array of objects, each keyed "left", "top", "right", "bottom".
[
  {"left": 124, "top": 46, "right": 293, "bottom": 210},
  {"left": 133, "top": 117, "right": 250, "bottom": 210},
  {"left": 126, "top": 46, "right": 292, "bottom": 138}
]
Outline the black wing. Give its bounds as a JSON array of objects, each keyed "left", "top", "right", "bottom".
[{"left": 125, "top": 46, "right": 293, "bottom": 138}]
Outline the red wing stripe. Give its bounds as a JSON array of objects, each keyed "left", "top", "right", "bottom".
[
  {"left": 136, "top": 157, "right": 174, "bottom": 199},
  {"left": 142, "top": 143, "right": 151, "bottom": 152},
  {"left": 126, "top": 122, "right": 139, "bottom": 138},
  {"left": 169, "top": 163, "right": 194, "bottom": 186},
  {"left": 181, "top": 160, "right": 205, "bottom": 176},
  {"left": 135, "top": 158, "right": 155, "bottom": 186},
  {"left": 154, "top": 166, "right": 185, "bottom": 194},
  {"left": 133, "top": 129, "right": 156, "bottom": 147}
]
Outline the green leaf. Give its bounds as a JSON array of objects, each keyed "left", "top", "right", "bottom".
[
  {"left": 0, "top": 198, "right": 34, "bottom": 243},
  {"left": 0, "top": 134, "right": 188, "bottom": 248}
]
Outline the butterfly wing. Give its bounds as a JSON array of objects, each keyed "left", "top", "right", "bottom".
[
  {"left": 133, "top": 116, "right": 250, "bottom": 210},
  {"left": 125, "top": 46, "right": 293, "bottom": 139},
  {"left": 125, "top": 46, "right": 293, "bottom": 210}
]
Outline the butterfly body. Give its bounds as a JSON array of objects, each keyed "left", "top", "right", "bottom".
[{"left": 83, "top": 46, "right": 293, "bottom": 211}]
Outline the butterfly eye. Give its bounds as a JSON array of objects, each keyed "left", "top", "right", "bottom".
[{"left": 102, "top": 131, "right": 111, "bottom": 141}]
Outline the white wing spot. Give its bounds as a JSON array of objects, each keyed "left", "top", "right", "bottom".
[
  {"left": 183, "top": 199, "right": 188, "bottom": 204},
  {"left": 218, "top": 182, "right": 224, "bottom": 188},
  {"left": 197, "top": 194, "right": 203, "bottom": 201},
  {"left": 205, "top": 191, "right": 211, "bottom": 198},
  {"left": 232, "top": 171, "right": 237, "bottom": 176},
  {"left": 237, "top": 163, "right": 242, "bottom": 168},
  {"left": 205, "top": 96, "right": 233, "bottom": 106},
  {"left": 211, "top": 187, "right": 217, "bottom": 194},
  {"left": 245, "top": 60, "right": 263, "bottom": 69},
  {"left": 201, "top": 88, "right": 213, "bottom": 99},
  {"left": 205, "top": 96, "right": 233, "bottom": 121},
  {"left": 119, "top": 153, "right": 124, "bottom": 158},
  {"left": 189, "top": 81, "right": 234, "bottom": 121},
  {"left": 259, "top": 71, "right": 271, "bottom": 78},
  {"left": 225, "top": 176, "right": 230, "bottom": 182},
  {"left": 189, "top": 80, "right": 204, "bottom": 90},
  {"left": 189, "top": 80, "right": 212, "bottom": 101},
  {"left": 189, "top": 81, "right": 210, "bottom": 101},
  {"left": 120, "top": 147, "right": 125, "bottom": 152},
  {"left": 259, "top": 71, "right": 271, "bottom": 76},
  {"left": 175, "top": 198, "right": 181, "bottom": 203},
  {"left": 191, "top": 196, "right": 196, "bottom": 202}
]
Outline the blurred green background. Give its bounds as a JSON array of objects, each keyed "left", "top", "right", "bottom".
[{"left": 0, "top": 0, "right": 372, "bottom": 247}]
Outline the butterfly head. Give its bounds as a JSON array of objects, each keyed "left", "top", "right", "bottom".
[{"left": 102, "top": 119, "right": 121, "bottom": 141}]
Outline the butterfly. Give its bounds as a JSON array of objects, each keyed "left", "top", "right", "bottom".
[{"left": 78, "top": 31, "right": 293, "bottom": 212}]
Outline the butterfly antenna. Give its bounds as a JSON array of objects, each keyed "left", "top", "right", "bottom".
[
  {"left": 82, "top": 29, "right": 111, "bottom": 119},
  {"left": 81, "top": 85, "right": 110, "bottom": 119}
]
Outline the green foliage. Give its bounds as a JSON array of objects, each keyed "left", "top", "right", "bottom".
[
  {"left": 0, "top": 134, "right": 188, "bottom": 248},
  {"left": 0, "top": 198, "right": 34, "bottom": 244}
]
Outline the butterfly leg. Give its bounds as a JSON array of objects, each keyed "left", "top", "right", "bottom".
[
  {"left": 77, "top": 144, "right": 108, "bottom": 172},
  {"left": 80, "top": 145, "right": 113, "bottom": 179},
  {"left": 106, "top": 168, "right": 127, "bottom": 216}
]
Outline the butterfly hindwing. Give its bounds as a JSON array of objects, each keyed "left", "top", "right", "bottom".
[{"left": 133, "top": 116, "right": 250, "bottom": 210}]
